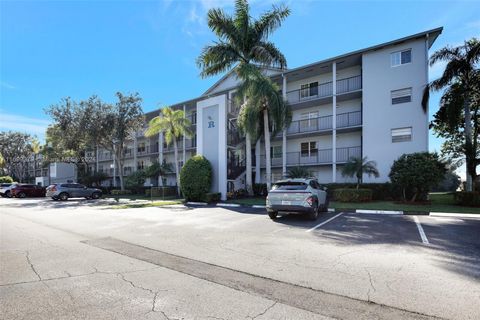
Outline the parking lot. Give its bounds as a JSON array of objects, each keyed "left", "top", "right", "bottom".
[{"left": 1, "top": 197, "right": 479, "bottom": 319}]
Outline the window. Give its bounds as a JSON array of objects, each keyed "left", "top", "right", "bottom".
[
  {"left": 391, "top": 127, "right": 412, "bottom": 142},
  {"left": 391, "top": 49, "right": 412, "bottom": 67},
  {"left": 271, "top": 145, "right": 282, "bottom": 158},
  {"left": 300, "top": 111, "right": 318, "bottom": 130},
  {"left": 137, "top": 161, "right": 145, "bottom": 170},
  {"left": 391, "top": 88, "right": 412, "bottom": 104},
  {"left": 301, "top": 141, "right": 317, "bottom": 157},
  {"left": 138, "top": 142, "right": 146, "bottom": 153},
  {"left": 300, "top": 82, "right": 318, "bottom": 99}
]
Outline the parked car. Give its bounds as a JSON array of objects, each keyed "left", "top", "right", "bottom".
[
  {"left": 266, "top": 178, "right": 329, "bottom": 220},
  {"left": 46, "top": 183, "right": 102, "bottom": 201},
  {"left": 0, "top": 183, "right": 18, "bottom": 198},
  {"left": 11, "top": 184, "right": 46, "bottom": 198}
]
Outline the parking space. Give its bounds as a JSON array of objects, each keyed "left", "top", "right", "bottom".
[{"left": 2, "top": 198, "right": 480, "bottom": 319}]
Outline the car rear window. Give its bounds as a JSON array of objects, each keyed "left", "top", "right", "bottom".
[{"left": 272, "top": 182, "right": 308, "bottom": 191}]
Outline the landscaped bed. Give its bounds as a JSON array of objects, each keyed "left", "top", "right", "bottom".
[{"left": 226, "top": 193, "right": 480, "bottom": 214}]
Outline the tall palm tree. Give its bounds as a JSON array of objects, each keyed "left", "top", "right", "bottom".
[
  {"left": 236, "top": 66, "right": 291, "bottom": 190},
  {"left": 145, "top": 107, "right": 192, "bottom": 195},
  {"left": 30, "top": 138, "right": 42, "bottom": 179},
  {"left": 197, "top": 0, "right": 290, "bottom": 195},
  {"left": 341, "top": 156, "right": 379, "bottom": 189},
  {"left": 423, "top": 38, "right": 480, "bottom": 191}
]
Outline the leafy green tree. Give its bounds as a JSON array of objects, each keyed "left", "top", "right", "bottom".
[
  {"left": 236, "top": 66, "right": 291, "bottom": 190},
  {"left": 286, "top": 166, "right": 312, "bottom": 179},
  {"left": 0, "top": 131, "right": 33, "bottom": 181},
  {"left": 145, "top": 107, "right": 192, "bottom": 195},
  {"left": 341, "top": 157, "right": 380, "bottom": 189},
  {"left": 79, "top": 171, "right": 109, "bottom": 187},
  {"left": 46, "top": 93, "right": 145, "bottom": 190},
  {"left": 197, "top": 0, "right": 290, "bottom": 195},
  {"left": 0, "top": 176, "right": 14, "bottom": 183},
  {"left": 389, "top": 152, "right": 446, "bottom": 202},
  {"left": 423, "top": 38, "right": 480, "bottom": 191}
]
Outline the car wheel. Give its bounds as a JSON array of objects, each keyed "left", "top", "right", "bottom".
[
  {"left": 5, "top": 191, "right": 11, "bottom": 198},
  {"left": 59, "top": 192, "right": 69, "bottom": 201},
  {"left": 18, "top": 192, "right": 26, "bottom": 198},
  {"left": 91, "top": 192, "right": 101, "bottom": 200},
  {"left": 308, "top": 203, "right": 319, "bottom": 220},
  {"left": 268, "top": 211, "right": 278, "bottom": 220}
]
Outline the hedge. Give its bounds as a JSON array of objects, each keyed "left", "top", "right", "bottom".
[
  {"left": 145, "top": 186, "right": 178, "bottom": 197},
  {"left": 205, "top": 192, "right": 221, "bottom": 203},
  {"left": 454, "top": 192, "right": 480, "bottom": 207},
  {"left": 180, "top": 155, "right": 212, "bottom": 201},
  {"left": 253, "top": 183, "right": 268, "bottom": 196},
  {"left": 323, "top": 183, "right": 400, "bottom": 201},
  {"left": 111, "top": 189, "right": 132, "bottom": 196},
  {"left": 0, "top": 176, "right": 14, "bottom": 183},
  {"left": 333, "top": 188, "right": 373, "bottom": 202}
]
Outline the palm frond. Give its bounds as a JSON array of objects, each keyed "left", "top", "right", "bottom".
[
  {"left": 253, "top": 4, "right": 290, "bottom": 41},
  {"left": 251, "top": 41, "right": 287, "bottom": 69}
]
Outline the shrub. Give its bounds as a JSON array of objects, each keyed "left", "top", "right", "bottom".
[
  {"left": 0, "top": 176, "right": 14, "bottom": 183},
  {"left": 78, "top": 171, "right": 109, "bottom": 187},
  {"left": 454, "top": 192, "right": 480, "bottom": 207},
  {"left": 253, "top": 183, "right": 267, "bottom": 196},
  {"left": 334, "top": 188, "right": 373, "bottom": 202},
  {"left": 324, "top": 183, "right": 398, "bottom": 201},
  {"left": 125, "top": 170, "right": 146, "bottom": 193},
  {"left": 286, "top": 166, "right": 312, "bottom": 178},
  {"left": 111, "top": 189, "right": 132, "bottom": 196},
  {"left": 180, "top": 155, "right": 212, "bottom": 201},
  {"left": 389, "top": 152, "right": 446, "bottom": 202},
  {"left": 205, "top": 192, "right": 221, "bottom": 203},
  {"left": 145, "top": 186, "right": 178, "bottom": 197}
]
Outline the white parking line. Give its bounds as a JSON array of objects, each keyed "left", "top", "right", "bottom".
[
  {"left": 306, "top": 212, "right": 344, "bottom": 233},
  {"left": 413, "top": 216, "right": 429, "bottom": 245}
]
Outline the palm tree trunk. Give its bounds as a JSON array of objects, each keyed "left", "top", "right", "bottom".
[
  {"left": 464, "top": 97, "right": 473, "bottom": 191},
  {"left": 245, "top": 133, "right": 253, "bottom": 196},
  {"left": 263, "top": 109, "right": 272, "bottom": 191},
  {"left": 173, "top": 139, "right": 180, "bottom": 196}
]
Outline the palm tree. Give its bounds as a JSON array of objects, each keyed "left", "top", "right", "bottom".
[
  {"left": 197, "top": 0, "right": 290, "bottom": 195},
  {"left": 30, "top": 138, "right": 42, "bottom": 179},
  {"left": 287, "top": 166, "right": 312, "bottom": 179},
  {"left": 423, "top": 38, "right": 480, "bottom": 191},
  {"left": 145, "top": 107, "right": 192, "bottom": 195},
  {"left": 236, "top": 66, "right": 291, "bottom": 190},
  {"left": 341, "top": 156, "right": 379, "bottom": 189}
]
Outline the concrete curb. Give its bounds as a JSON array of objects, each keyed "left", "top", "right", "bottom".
[
  {"left": 429, "top": 212, "right": 480, "bottom": 219},
  {"left": 186, "top": 201, "right": 208, "bottom": 206},
  {"left": 216, "top": 203, "right": 241, "bottom": 208},
  {"left": 356, "top": 209, "right": 403, "bottom": 215}
]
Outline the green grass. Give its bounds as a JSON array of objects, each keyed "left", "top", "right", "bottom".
[
  {"left": 226, "top": 193, "right": 480, "bottom": 214},
  {"left": 103, "top": 194, "right": 179, "bottom": 201},
  {"left": 108, "top": 200, "right": 184, "bottom": 209},
  {"left": 331, "top": 193, "right": 480, "bottom": 214}
]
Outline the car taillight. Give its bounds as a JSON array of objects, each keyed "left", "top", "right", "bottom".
[
  {"left": 306, "top": 196, "right": 314, "bottom": 206},
  {"left": 50, "top": 186, "right": 57, "bottom": 191}
]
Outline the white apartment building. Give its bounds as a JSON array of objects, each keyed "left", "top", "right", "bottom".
[{"left": 96, "top": 28, "right": 443, "bottom": 200}]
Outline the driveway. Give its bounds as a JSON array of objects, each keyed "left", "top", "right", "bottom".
[{"left": 1, "top": 198, "right": 479, "bottom": 319}]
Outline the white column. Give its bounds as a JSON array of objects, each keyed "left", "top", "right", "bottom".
[
  {"left": 255, "top": 140, "right": 261, "bottom": 183},
  {"left": 332, "top": 62, "right": 337, "bottom": 183},
  {"left": 133, "top": 135, "right": 138, "bottom": 172},
  {"left": 218, "top": 96, "right": 228, "bottom": 200},
  {"left": 282, "top": 74, "right": 287, "bottom": 178},
  {"left": 183, "top": 104, "right": 186, "bottom": 166}
]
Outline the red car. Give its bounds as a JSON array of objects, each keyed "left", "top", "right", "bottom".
[{"left": 11, "top": 184, "right": 46, "bottom": 198}]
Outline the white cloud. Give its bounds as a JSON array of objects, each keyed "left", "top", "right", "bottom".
[
  {"left": 0, "top": 112, "right": 50, "bottom": 141},
  {"left": 1, "top": 81, "right": 15, "bottom": 90}
]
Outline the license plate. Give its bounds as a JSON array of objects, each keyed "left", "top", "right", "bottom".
[{"left": 281, "top": 200, "right": 292, "bottom": 205}]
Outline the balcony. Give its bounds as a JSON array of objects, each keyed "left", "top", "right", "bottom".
[
  {"left": 163, "top": 139, "right": 197, "bottom": 153},
  {"left": 260, "top": 146, "right": 361, "bottom": 167},
  {"left": 286, "top": 111, "right": 362, "bottom": 136},
  {"left": 286, "top": 75, "right": 362, "bottom": 106}
]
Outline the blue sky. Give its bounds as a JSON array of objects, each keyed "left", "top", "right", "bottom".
[{"left": 0, "top": 0, "right": 479, "bottom": 156}]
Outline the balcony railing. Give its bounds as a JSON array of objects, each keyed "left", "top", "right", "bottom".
[
  {"left": 260, "top": 146, "right": 361, "bottom": 167},
  {"left": 287, "top": 111, "right": 361, "bottom": 135},
  {"left": 286, "top": 75, "right": 362, "bottom": 105},
  {"left": 163, "top": 139, "right": 197, "bottom": 152}
]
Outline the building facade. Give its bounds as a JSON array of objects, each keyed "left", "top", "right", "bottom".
[{"left": 96, "top": 28, "right": 442, "bottom": 200}]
